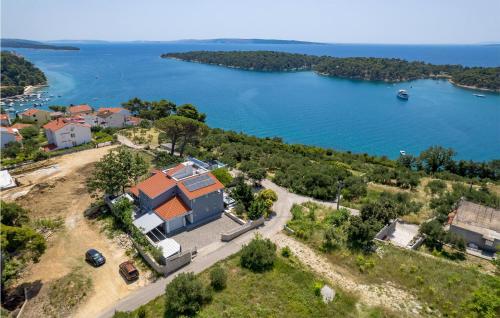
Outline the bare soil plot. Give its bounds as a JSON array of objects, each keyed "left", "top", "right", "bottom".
[{"left": 1, "top": 146, "right": 154, "bottom": 318}]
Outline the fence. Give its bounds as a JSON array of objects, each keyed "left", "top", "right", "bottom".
[
  {"left": 133, "top": 241, "right": 193, "bottom": 276},
  {"left": 221, "top": 217, "right": 265, "bottom": 242}
]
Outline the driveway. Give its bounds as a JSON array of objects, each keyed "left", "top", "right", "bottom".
[
  {"left": 170, "top": 214, "right": 240, "bottom": 252},
  {"left": 96, "top": 179, "right": 358, "bottom": 317}
]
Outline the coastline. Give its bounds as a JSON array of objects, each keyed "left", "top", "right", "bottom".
[
  {"left": 164, "top": 56, "right": 499, "bottom": 92},
  {"left": 24, "top": 84, "right": 47, "bottom": 95},
  {"left": 448, "top": 80, "right": 500, "bottom": 93}
]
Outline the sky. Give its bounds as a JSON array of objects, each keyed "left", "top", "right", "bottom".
[{"left": 1, "top": 0, "right": 499, "bottom": 44}]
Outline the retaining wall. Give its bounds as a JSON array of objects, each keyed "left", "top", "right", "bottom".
[
  {"left": 133, "top": 241, "right": 192, "bottom": 276},
  {"left": 374, "top": 219, "right": 397, "bottom": 241},
  {"left": 221, "top": 217, "right": 264, "bottom": 242}
]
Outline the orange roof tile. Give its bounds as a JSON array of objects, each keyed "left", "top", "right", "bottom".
[
  {"left": 0, "top": 114, "right": 9, "bottom": 120},
  {"left": 68, "top": 104, "right": 92, "bottom": 114},
  {"left": 154, "top": 196, "right": 191, "bottom": 220},
  {"left": 43, "top": 118, "right": 90, "bottom": 132},
  {"left": 20, "top": 108, "right": 39, "bottom": 117},
  {"left": 98, "top": 107, "right": 126, "bottom": 114},
  {"left": 177, "top": 173, "right": 224, "bottom": 200},
  {"left": 129, "top": 186, "right": 139, "bottom": 197},
  {"left": 134, "top": 171, "right": 176, "bottom": 199}
]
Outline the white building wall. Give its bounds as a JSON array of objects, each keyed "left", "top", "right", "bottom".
[
  {"left": 0, "top": 131, "right": 16, "bottom": 147},
  {"left": 53, "top": 124, "right": 91, "bottom": 149}
]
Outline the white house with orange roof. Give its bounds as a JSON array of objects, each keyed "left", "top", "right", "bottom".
[
  {"left": 67, "top": 104, "right": 93, "bottom": 116},
  {"left": 42, "top": 118, "right": 91, "bottom": 150},
  {"left": 83, "top": 107, "right": 135, "bottom": 128},
  {"left": 19, "top": 108, "right": 51, "bottom": 125},
  {"left": 129, "top": 159, "right": 225, "bottom": 236},
  {"left": 0, "top": 127, "right": 23, "bottom": 147}
]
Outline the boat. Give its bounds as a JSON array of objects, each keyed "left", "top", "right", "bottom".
[
  {"left": 400, "top": 150, "right": 406, "bottom": 156},
  {"left": 473, "top": 94, "right": 486, "bottom": 98},
  {"left": 397, "top": 89, "right": 409, "bottom": 100}
]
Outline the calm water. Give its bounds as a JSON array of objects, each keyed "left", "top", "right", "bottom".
[{"left": 7, "top": 43, "right": 500, "bottom": 161}]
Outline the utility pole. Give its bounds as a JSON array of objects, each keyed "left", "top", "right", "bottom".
[{"left": 336, "top": 180, "right": 344, "bottom": 210}]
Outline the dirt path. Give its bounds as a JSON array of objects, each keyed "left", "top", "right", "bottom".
[
  {"left": 1, "top": 146, "right": 154, "bottom": 318},
  {"left": 273, "top": 234, "right": 422, "bottom": 316}
]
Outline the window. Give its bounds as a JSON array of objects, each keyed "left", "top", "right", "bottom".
[{"left": 70, "top": 133, "right": 76, "bottom": 138}]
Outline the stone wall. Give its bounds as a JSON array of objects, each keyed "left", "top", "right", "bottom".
[{"left": 221, "top": 217, "right": 264, "bottom": 242}]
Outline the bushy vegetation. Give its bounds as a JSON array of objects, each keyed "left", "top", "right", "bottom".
[
  {"left": 116, "top": 253, "right": 391, "bottom": 318},
  {"left": 87, "top": 147, "right": 149, "bottom": 197},
  {"left": 209, "top": 266, "right": 227, "bottom": 291},
  {"left": 240, "top": 236, "right": 277, "bottom": 272},
  {"left": 287, "top": 201, "right": 500, "bottom": 317},
  {"left": 0, "top": 201, "right": 46, "bottom": 287},
  {"left": 211, "top": 167, "right": 233, "bottom": 186},
  {"left": 1, "top": 51, "right": 47, "bottom": 97},
  {"left": 163, "top": 51, "right": 500, "bottom": 91},
  {"left": 0, "top": 125, "right": 49, "bottom": 166},
  {"left": 230, "top": 176, "right": 277, "bottom": 219},
  {"left": 164, "top": 272, "right": 212, "bottom": 316}
]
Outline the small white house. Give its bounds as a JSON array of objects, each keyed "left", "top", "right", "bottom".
[
  {"left": 83, "top": 107, "right": 132, "bottom": 128},
  {"left": 0, "top": 127, "right": 22, "bottom": 148},
  {"left": 43, "top": 118, "right": 91, "bottom": 150}
]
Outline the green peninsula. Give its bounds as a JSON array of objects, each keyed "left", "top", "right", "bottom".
[{"left": 162, "top": 51, "right": 500, "bottom": 92}]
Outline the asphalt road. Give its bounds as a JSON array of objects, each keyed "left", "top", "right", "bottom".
[{"left": 97, "top": 179, "right": 358, "bottom": 317}]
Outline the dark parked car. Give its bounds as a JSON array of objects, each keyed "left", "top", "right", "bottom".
[
  {"left": 85, "top": 249, "right": 106, "bottom": 267},
  {"left": 119, "top": 261, "right": 139, "bottom": 281}
]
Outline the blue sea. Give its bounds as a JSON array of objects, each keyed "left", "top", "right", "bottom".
[{"left": 6, "top": 43, "right": 500, "bottom": 161}]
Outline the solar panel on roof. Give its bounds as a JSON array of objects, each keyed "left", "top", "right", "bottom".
[
  {"left": 183, "top": 174, "right": 215, "bottom": 191},
  {"left": 183, "top": 174, "right": 210, "bottom": 186}
]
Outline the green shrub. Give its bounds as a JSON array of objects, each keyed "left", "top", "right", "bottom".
[
  {"left": 164, "top": 272, "right": 211, "bottom": 316},
  {"left": 247, "top": 198, "right": 267, "bottom": 220},
  {"left": 281, "top": 246, "right": 292, "bottom": 258},
  {"left": 426, "top": 179, "right": 447, "bottom": 196},
  {"left": 240, "top": 236, "right": 276, "bottom": 272},
  {"left": 1, "top": 201, "right": 29, "bottom": 226},
  {"left": 209, "top": 266, "right": 227, "bottom": 291},
  {"left": 313, "top": 282, "right": 323, "bottom": 296},
  {"left": 211, "top": 168, "right": 233, "bottom": 186}
]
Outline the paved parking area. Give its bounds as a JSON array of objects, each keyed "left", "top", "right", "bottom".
[{"left": 170, "top": 214, "right": 241, "bottom": 251}]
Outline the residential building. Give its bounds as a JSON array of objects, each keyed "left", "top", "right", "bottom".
[
  {"left": 83, "top": 107, "right": 132, "bottom": 128},
  {"left": 42, "top": 118, "right": 91, "bottom": 150},
  {"left": 130, "top": 159, "right": 225, "bottom": 236},
  {"left": 50, "top": 111, "right": 64, "bottom": 119},
  {"left": 0, "top": 114, "right": 11, "bottom": 126},
  {"left": 19, "top": 108, "right": 51, "bottom": 125},
  {"left": 0, "top": 127, "right": 22, "bottom": 147},
  {"left": 67, "top": 104, "right": 93, "bottom": 116},
  {"left": 449, "top": 199, "right": 499, "bottom": 253}
]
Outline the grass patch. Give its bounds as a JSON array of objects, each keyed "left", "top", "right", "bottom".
[
  {"left": 287, "top": 202, "right": 500, "bottom": 317},
  {"left": 24, "top": 269, "right": 93, "bottom": 317},
  {"left": 118, "top": 254, "right": 395, "bottom": 318}
]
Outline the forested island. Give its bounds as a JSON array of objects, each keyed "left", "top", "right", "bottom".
[
  {"left": 1, "top": 38, "right": 80, "bottom": 51},
  {"left": 162, "top": 51, "right": 500, "bottom": 92},
  {"left": 0, "top": 51, "right": 47, "bottom": 97}
]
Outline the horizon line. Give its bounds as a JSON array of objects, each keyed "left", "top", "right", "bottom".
[{"left": 2, "top": 37, "right": 499, "bottom": 46}]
